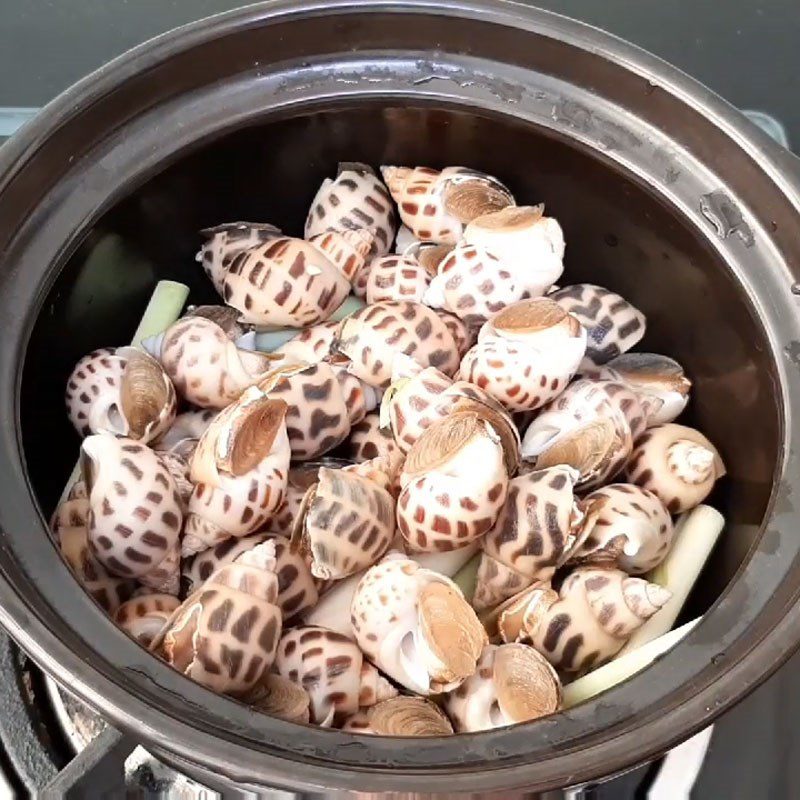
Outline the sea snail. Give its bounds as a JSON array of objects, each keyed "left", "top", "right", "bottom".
[
  {"left": 626, "top": 423, "right": 725, "bottom": 514},
  {"left": 494, "top": 567, "right": 671, "bottom": 672},
  {"left": 444, "top": 643, "right": 562, "bottom": 732},
  {"left": 473, "top": 466, "right": 592, "bottom": 612},
  {"left": 151, "top": 541, "right": 282, "bottom": 696},
  {"left": 182, "top": 388, "right": 290, "bottom": 556},
  {"left": 381, "top": 165, "right": 515, "bottom": 245},
  {"left": 115, "top": 593, "right": 180, "bottom": 648},
  {"left": 550, "top": 284, "right": 646, "bottom": 368},
  {"left": 305, "top": 162, "right": 397, "bottom": 257},
  {"left": 397, "top": 411, "right": 509, "bottom": 553},
  {"left": 569, "top": 483, "right": 674, "bottom": 574},
  {"left": 342, "top": 697, "right": 454, "bottom": 736},
  {"left": 66, "top": 347, "right": 176, "bottom": 443},
  {"left": 351, "top": 554, "right": 487, "bottom": 695},
  {"left": 459, "top": 298, "right": 587, "bottom": 412},
  {"left": 521, "top": 378, "right": 648, "bottom": 491},
  {"left": 81, "top": 434, "right": 183, "bottom": 594},
  {"left": 424, "top": 205, "right": 565, "bottom": 325},
  {"left": 343, "top": 411, "right": 402, "bottom": 463},
  {"left": 291, "top": 466, "right": 396, "bottom": 580},
  {"left": 333, "top": 300, "right": 460, "bottom": 389},
  {"left": 275, "top": 626, "right": 397, "bottom": 726}
]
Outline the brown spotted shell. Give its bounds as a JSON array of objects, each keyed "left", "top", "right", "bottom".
[
  {"left": 500, "top": 567, "right": 671, "bottom": 672},
  {"left": 81, "top": 435, "right": 183, "bottom": 594},
  {"left": 151, "top": 541, "right": 282, "bottom": 695},
  {"left": 115, "top": 593, "right": 180, "bottom": 647},
  {"left": 276, "top": 626, "right": 397, "bottom": 726},
  {"left": 66, "top": 347, "right": 177, "bottom": 442},
  {"left": 626, "top": 423, "right": 725, "bottom": 514},
  {"left": 292, "top": 467, "right": 396, "bottom": 580},
  {"left": 366, "top": 254, "right": 432, "bottom": 305},
  {"left": 521, "top": 378, "right": 649, "bottom": 490},
  {"left": 157, "top": 316, "right": 277, "bottom": 409},
  {"left": 473, "top": 466, "right": 590, "bottom": 611},
  {"left": 59, "top": 523, "right": 136, "bottom": 613},
  {"left": 305, "top": 162, "right": 396, "bottom": 257},
  {"left": 51, "top": 480, "right": 89, "bottom": 539},
  {"left": 272, "top": 320, "right": 340, "bottom": 365},
  {"left": 222, "top": 237, "right": 350, "bottom": 327},
  {"left": 444, "top": 643, "right": 562, "bottom": 732},
  {"left": 569, "top": 483, "right": 674, "bottom": 574},
  {"left": 183, "top": 389, "right": 290, "bottom": 556},
  {"left": 342, "top": 697, "right": 454, "bottom": 736},
  {"left": 309, "top": 228, "right": 374, "bottom": 283},
  {"left": 333, "top": 301, "right": 460, "bottom": 388},
  {"left": 397, "top": 412, "right": 508, "bottom": 552},
  {"left": 435, "top": 310, "right": 477, "bottom": 358},
  {"left": 241, "top": 673, "right": 311, "bottom": 723},
  {"left": 550, "top": 284, "right": 646, "bottom": 368},
  {"left": 381, "top": 165, "right": 514, "bottom": 244},
  {"left": 196, "top": 222, "right": 283, "bottom": 295},
  {"left": 343, "top": 411, "right": 402, "bottom": 463},
  {"left": 182, "top": 532, "right": 319, "bottom": 621},
  {"left": 257, "top": 362, "right": 352, "bottom": 461},
  {"left": 351, "top": 554, "right": 487, "bottom": 694},
  {"left": 459, "top": 298, "right": 587, "bottom": 412}
]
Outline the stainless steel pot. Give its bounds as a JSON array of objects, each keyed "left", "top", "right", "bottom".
[{"left": 1, "top": 1, "right": 799, "bottom": 794}]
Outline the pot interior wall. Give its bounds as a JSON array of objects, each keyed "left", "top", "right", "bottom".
[{"left": 21, "top": 104, "right": 779, "bottom": 623}]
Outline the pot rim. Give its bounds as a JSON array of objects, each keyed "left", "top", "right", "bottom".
[{"left": 1, "top": 0, "right": 800, "bottom": 793}]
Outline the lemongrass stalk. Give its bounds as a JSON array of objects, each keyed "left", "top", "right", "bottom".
[
  {"left": 453, "top": 552, "right": 481, "bottom": 602},
  {"left": 253, "top": 295, "right": 365, "bottom": 351},
  {"left": 302, "top": 543, "right": 479, "bottom": 636},
  {"left": 57, "top": 281, "right": 190, "bottom": 507},
  {"left": 563, "top": 617, "right": 700, "bottom": 708},
  {"left": 618, "top": 504, "right": 724, "bottom": 656}
]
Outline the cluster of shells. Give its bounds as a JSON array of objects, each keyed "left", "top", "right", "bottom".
[{"left": 56, "top": 162, "right": 725, "bottom": 735}]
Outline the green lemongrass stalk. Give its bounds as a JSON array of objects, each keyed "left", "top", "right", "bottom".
[
  {"left": 302, "top": 543, "right": 480, "bottom": 636},
  {"left": 563, "top": 617, "right": 701, "bottom": 708},
  {"left": 618, "top": 504, "right": 724, "bottom": 656},
  {"left": 56, "top": 280, "right": 190, "bottom": 507},
  {"left": 253, "top": 295, "right": 366, "bottom": 352},
  {"left": 452, "top": 552, "right": 481, "bottom": 602}
]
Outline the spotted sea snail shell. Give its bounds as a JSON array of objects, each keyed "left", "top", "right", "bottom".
[
  {"left": 81, "top": 435, "right": 183, "bottom": 594},
  {"left": 291, "top": 466, "right": 396, "bottom": 580},
  {"left": 115, "top": 593, "right": 180, "bottom": 647},
  {"left": 183, "top": 389, "right": 290, "bottom": 556},
  {"left": 626, "top": 423, "right": 725, "bottom": 514},
  {"left": 551, "top": 284, "right": 646, "bottom": 369},
  {"left": 424, "top": 206, "right": 565, "bottom": 325},
  {"left": 365, "top": 254, "right": 433, "bottom": 305},
  {"left": 196, "top": 222, "right": 283, "bottom": 295},
  {"left": 271, "top": 320, "right": 340, "bottom": 365},
  {"left": 276, "top": 626, "right": 397, "bottom": 726},
  {"left": 351, "top": 554, "right": 487, "bottom": 695},
  {"left": 569, "top": 483, "right": 674, "bottom": 574},
  {"left": 381, "top": 165, "right": 515, "bottom": 245},
  {"left": 342, "top": 697, "right": 454, "bottom": 736},
  {"left": 397, "top": 411, "right": 509, "bottom": 553},
  {"left": 221, "top": 236, "right": 350, "bottom": 328},
  {"left": 343, "top": 411, "right": 402, "bottom": 463},
  {"left": 183, "top": 532, "right": 319, "bottom": 622},
  {"left": 589, "top": 353, "right": 692, "bottom": 426},
  {"left": 459, "top": 298, "right": 587, "bottom": 412},
  {"left": 444, "top": 643, "right": 562, "bottom": 732},
  {"left": 151, "top": 541, "right": 283, "bottom": 695},
  {"left": 149, "top": 315, "right": 277, "bottom": 409},
  {"left": 495, "top": 567, "right": 671, "bottom": 672},
  {"left": 333, "top": 301, "right": 460, "bottom": 389},
  {"left": 308, "top": 228, "right": 375, "bottom": 284},
  {"left": 521, "top": 378, "right": 648, "bottom": 491},
  {"left": 473, "top": 466, "right": 591, "bottom": 612},
  {"left": 305, "top": 162, "right": 397, "bottom": 257},
  {"left": 66, "top": 347, "right": 177, "bottom": 443}
]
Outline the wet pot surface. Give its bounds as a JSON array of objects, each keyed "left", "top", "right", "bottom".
[{"left": 1, "top": 1, "right": 800, "bottom": 794}]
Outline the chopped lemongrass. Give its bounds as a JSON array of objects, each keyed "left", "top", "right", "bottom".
[
  {"left": 452, "top": 553, "right": 481, "bottom": 602},
  {"left": 563, "top": 617, "right": 700, "bottom": 707},
  {"left": 618, "top": 504, "right": 724, "bottom": 655},
  {"left": 56, "top": 281, "right": 190, "bottom": 507}
]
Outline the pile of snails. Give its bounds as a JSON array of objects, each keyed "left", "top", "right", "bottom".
[{"left": 55, "top": 162, "right": 725, "bottom": 735}]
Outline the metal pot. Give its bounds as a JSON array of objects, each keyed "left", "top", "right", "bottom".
[{"left": 0, "top": 0, "right": 799, "bottom": 794}]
